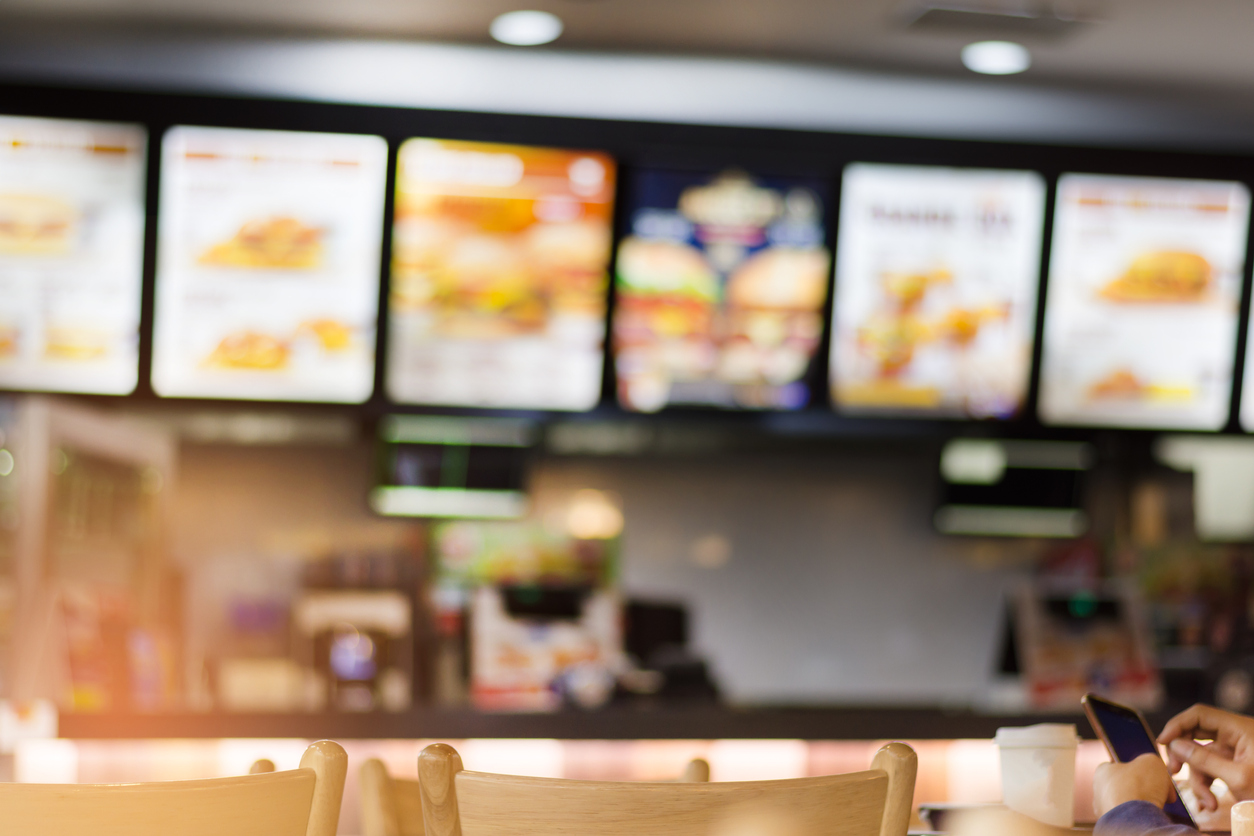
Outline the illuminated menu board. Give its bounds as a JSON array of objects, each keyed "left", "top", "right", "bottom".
[
  {"left": 614, "top": 168, "right": 830, "bottom": 412},
  {"left": 1040, "top": 174, "right": 1249, "bottom": 429},
  {"left": 152, "top": 126, "right": 388, "bottom": 402},
  {"left": 0, "top": 115, "right": 146, "bottom": 394},
  {"left": 387, "top": 139, "right": 615, "bottom": 410},
  {"left": 830, "top": 164, "right": 1046, "bottom": 418}
]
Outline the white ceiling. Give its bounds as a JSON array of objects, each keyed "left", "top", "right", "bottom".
[{"left": 0, "top": 0, "right": 1252, "bottom": 95}]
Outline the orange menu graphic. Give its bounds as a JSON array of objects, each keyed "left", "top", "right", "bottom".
[{"left": 830, "top": 164, "right": 1046, "bottom": 418}]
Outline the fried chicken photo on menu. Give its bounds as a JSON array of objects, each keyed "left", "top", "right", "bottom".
[
  {"left": 299, "top": 319, "right": 353, "bottom": 352},
  {"left": 0, "top": 325, "right": 17, "bottom": 357},
  {"left": 881, "top": 268, "right": 952, "bottom": 312},
  {"left": 1087, "top": 368, "right": 1146, "bottom": 400},
  {"left": 44, "top": 327, "right": 109, "bottom": 361},
  {"left": 204, "top": 331, "right": 289, "bottom": 370},
  {"left": 940, "top": 304, "right": 1010, "bottom": 347},
  {"left": 0, "top": 193, "right": 77, "bottom": 256},
  {"left": 1099, "top": 251, "right": 1212, "bottom": 303},
  {"left": 198, "top": 216, "right": 324, "bottom": 270},
  {"left": 858, "top": 315, "right": 931, "bottom": 378}
]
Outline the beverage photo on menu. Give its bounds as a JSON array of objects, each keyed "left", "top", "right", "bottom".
[
  {"left": 1040, "top": 174, "right": 1250, "bottom": 429},
  {"left": 613, "top": 167, "right": 830, "bottom": 412},
  {"left": 829, "top": 163, "right": 1046, "bottom": 418},
  {"left": 151, "top": 126, "right": 388, "bottom": 402},
  {"left": 0, "top": 115, "right": 146, "bottom": 394},
  {"left": 387, "top": 138, "right": 616, "bottom": 411}
]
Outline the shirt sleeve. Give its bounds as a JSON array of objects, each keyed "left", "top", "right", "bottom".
[{"left": 1094, "top": 801, "right": 1199, "bottom": 836}]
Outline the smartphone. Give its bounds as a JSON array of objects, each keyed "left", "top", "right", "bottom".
[{"left": 1082, "top": 693, "right": 1198, "bottom": 828}]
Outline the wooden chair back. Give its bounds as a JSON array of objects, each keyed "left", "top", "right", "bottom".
[
  {"left": 417, "top": 742, "right": 916, "bottom": 836},
  {"left": 360, "top": 755, "right": 714, "bottom": 836},
  {"left": 0, "top": 739, "right": 347, "bottom": 836}
]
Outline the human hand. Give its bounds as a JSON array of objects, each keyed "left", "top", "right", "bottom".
[
  {"left": 1159, "top": 703, "right": 1254, "bottom": 812},
  {"left": 1094, "top": 754, "right": 1176, "bottom": 817}
]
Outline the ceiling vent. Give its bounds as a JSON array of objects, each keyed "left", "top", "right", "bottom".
[{"left": 901, "top": 0, "right": 1100, "bottom": 38}]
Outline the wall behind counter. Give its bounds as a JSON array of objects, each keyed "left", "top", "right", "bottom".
[
  {"left": 170, "top": 435, "right": 1031, "bottom": 707},
  {"left": 532, "top": 447, "right": 1029, "bottom": 705}
]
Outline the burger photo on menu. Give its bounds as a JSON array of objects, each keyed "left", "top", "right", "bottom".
[
  {"left": 0, "top": 193, "right": 78, "bottom": 256},
  {"left": 387, "top": 139, "right": 616, "bottom": 411},
  {"left": 829, "top": 164, "right": 1046, "bottom": 419},
  {"left": 613, "top": 168, "right": 831, "bottom": 413},
  {"left": 1039, "top": 174, "right": 1250, "bottom": 430}
]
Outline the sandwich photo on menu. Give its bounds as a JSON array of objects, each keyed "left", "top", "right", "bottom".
[
  {"left": 829, "top": 163, "right": 1046, "bottom": 419},
  {"left": 387, "top": 138, "right": 616, "bottom": 411},
  {"left": 151, "top": 126, "right": 388, "bottom": 403},
  {"left": 613, "top": 168, "right": 831, "bottom": 413},
  {"left": 1039, "top": 174, "right": 1250, "bottom": 430},
  {"left": 0, "top": 115, "right": 147, "bottom": 395},
  {"left": 198, "top": 216, "right": 325, "bottom": 270}
]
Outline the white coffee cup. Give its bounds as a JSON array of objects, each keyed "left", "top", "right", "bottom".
[
  {"left": 1232, "top": 800, "right": 1254, "bottom": 836},
  {"left": 995, "top": 723, "right": 1080, "bottom": 828}
]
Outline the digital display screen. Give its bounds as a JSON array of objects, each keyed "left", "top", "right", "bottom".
[
  {"left": 370, "top": 416, "right": 533, "bottom": 520},
  {"left": 613, "top": 167, "right": 830, "bottom": 412},
  {"left": 151, "top": 126, "right": 388, "bottom": 403},
  {"left": 1040, "top": 174, "right": 1249, "bottom": 429},
  {"left": 829, "top": 164, "right": 1045, "bottom": 418},
  {"left": 386, "top": 138, "right": 615, "bottom": 411},
  {"left": 0, "top": 115, "right": 147, "bottom": 394}
]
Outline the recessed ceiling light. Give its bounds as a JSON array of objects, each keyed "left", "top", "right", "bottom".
[
  {"left": 490, "top": 10, "right": 564, "bottom": 46},
  {"left": 961, "top": 40, "right": 1031, "bottom": 75}
]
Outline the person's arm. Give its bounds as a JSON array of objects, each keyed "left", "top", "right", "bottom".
[
  {"left": 1095, "top": 801, "right": 1198, "bottom": 836},
  {"left": 1094, "top": 755, "right": 1198, "bottom": 836}
]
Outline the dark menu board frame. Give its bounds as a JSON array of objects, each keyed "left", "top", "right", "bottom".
[{"left": 1, "top": 81, "right": 1253, "bottom": 437}]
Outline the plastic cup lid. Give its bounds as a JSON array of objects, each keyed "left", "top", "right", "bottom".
[{"left": 994, "top": 723, "right": 1079, "bottom": 747}]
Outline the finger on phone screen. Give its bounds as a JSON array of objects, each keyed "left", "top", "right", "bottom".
[
  {"left": 1169, "top": 741, "right": 1233, "bottom": 775},
  {"left": 1160, "top": 704, "right": 1226, "bottom": 745},
  {"left": 1170, "top": 738, "right": 1244, "bottom": 798},
  {"left": 1186, "top": 765, "right": 1217, "bottom": 812}
]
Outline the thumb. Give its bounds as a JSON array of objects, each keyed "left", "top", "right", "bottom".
[{"left": 1170, "top": 738, "right": 1244, "bottom": 788}]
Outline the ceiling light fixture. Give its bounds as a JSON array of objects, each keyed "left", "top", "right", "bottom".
[
  {"left": 490, "top": 10, "right": 564, "bottom": 46},
  {"left": 961, "top": 40, "right": 1031, "bottom": 75}
]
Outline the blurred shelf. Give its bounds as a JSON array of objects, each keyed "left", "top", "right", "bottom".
[{"left": 56, "top": 705, "right": 1123, "bottom": 741}]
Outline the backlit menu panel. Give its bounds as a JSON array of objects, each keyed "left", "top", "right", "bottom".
[
  {"left": 0, "top": 115, "right": 146, "bottom": 394},
  {"left": 830, "top": 164, "right": 1046, "bottom": 418},
  {"left": 613, "top": 168, "right": 830, "bottom": 412},
  {"left": 152, "top": 126, "right": 387, "bottom": 402},
  {"left": 387, "top": 139, "right": 616, "bottom": 410},
  {"left": 1040, "top": 174, "right": 1249, "bottom": 429}
]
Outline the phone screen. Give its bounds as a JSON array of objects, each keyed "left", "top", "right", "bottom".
[{"left": 1085, "top": 695, "right": 1196, "bottom": 827}]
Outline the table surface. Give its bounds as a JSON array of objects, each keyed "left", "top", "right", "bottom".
[{"left": 57, "top": 704, "right": 1128, "bottom": 740}]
